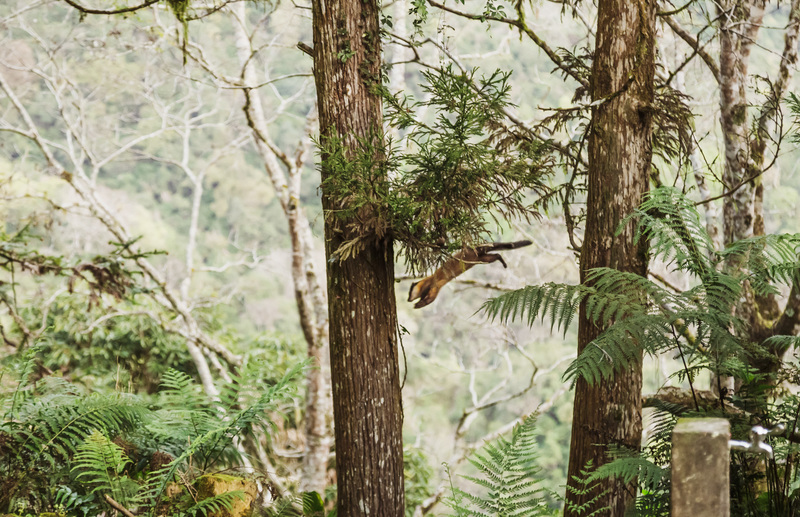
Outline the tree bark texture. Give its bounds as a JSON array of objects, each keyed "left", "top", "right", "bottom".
[
  {"left": 716, "top": 1, "right": 800, "bottom": 371},
  {"left": 749, "top": 0, "right": 800, "bottom": 355},
  {"left": 564, "top": 1, "right": 655, "bottom": 516},
  {"left": 752, "top": 0, "right": 799, "bottom": 240},
  {"left": 312, "top": 0, "right": 405, "bottom": 514},
  {"left": 719, "top": 0, "right": 764, "bottom": 246}
]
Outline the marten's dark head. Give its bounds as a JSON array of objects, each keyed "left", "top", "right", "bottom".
[
  {"left": 408, "top": 279, "right": 438, "bottom": 308},
  {"left": 408, "top": 281, "right": 422, "bottom": 302}
]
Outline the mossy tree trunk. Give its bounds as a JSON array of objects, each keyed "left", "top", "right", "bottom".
[
  {"left": 719, "top": 0, "right": 764, "bottom": 247},
  {"left": 311, "top": 0, "right": 405, "bottom": 514},
  {"left": 564, "top": 1, "right": 655, "bottom": 515},
  {"left": 716, "top": 0, "right": 800, "bottom": 372}
]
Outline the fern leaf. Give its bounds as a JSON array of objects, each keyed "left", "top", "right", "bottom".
[
  {"left": 179, "top": 490, "right": 245, "bottom": 517},
  {"left": 446, "top": 414, "right": 554, "bottom": 516}
]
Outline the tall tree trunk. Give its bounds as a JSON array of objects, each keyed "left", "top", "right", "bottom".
[
  {"left": 564, "top": 1, "right": 655, "bottom": 515},
  {"left": 719, "top": 0, "right": 764, "bottom": 247},
  {"left": 231, "top": 3, "right": 333, "bottom": 494},
  {"left": 717, "top": 0, "right": 800, "bottom": 392},
  {"left": 751, "top": 0, "right": 799, "bottom": 241},
  {"left": 311, "top": 0, "right": 405, "bottom": 514},
  {"left": 716, "top": 0, "right": 800, "bottom": 374},
  {"left": 749, "top": 0, "right": 800, "bottom": 351}
]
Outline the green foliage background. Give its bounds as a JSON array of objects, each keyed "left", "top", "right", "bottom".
[{"left": 1, "top": 0, "right": 800, "bottom": 515}]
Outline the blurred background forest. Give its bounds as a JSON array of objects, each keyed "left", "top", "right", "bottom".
[{"left": 2, "top": 0, "right": 800, "bottom": 515}]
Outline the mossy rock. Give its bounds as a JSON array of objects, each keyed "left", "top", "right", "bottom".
[
  {"left": 195, "top": 474, "right": 258, "bottom": 517},
  {"left": 165, "top": 482, "right": 184, "bottom": 499},
  {"left": 156, "top": 482, "right": 193, "bottom": 516}
]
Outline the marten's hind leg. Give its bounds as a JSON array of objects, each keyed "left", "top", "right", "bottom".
[{"left": 479, "top": 253, "right": 507, "bottom": 268}]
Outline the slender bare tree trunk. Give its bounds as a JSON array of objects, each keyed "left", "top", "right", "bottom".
[
  {"left": 716, "top": 0, "right": 800, "bottom": 373},
  {"left": 230, "top": 3, "right": 333, "bottom": 495},
  {"left": 719, "top": 0, "right": 764, "bottom": 246},
  {"left": 749, "top": 0, "right": 800, "bottom": 337},
  {"left": 564, "top": 1, "right": 655, "bottom": 515},
  {"left": 312, "top": 0, "right": 405, "bottom": 513}
]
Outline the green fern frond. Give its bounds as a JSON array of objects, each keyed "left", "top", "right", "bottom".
[
  {"left": 262, "top": 496, "right": 304, "bottom": 517},
  {"left": 485, "top": 187, "right": 800, "bottom": 386},
  {"left": 3, "top": 345, "right": 41, "bottom": 419},
  {"left": 71, "top": 430, "right": 140, "bottom": 508},
  {"left": 482, "top": 283, "right": 591, "bottom": 335},
  {"left": 179, "top": 490, "right": 245, "bottom": 517},
  {"left": 563, "top": 461, "right": 610, "bottom": 517},
  {"left": 154, "top": 368, "right": 217, "bottom": 441},
  {"left": 719, "top": 233, "right": 800, "bottom": 295},
  {"left": 563, "top": 313, "right": 674, "bottom": 385},
  {"left": 72, "top": 430, "right": 130, "bottom": 488},
  {"left": 762, "top": 335, "right": 800, "bottom": 355},
  {"left": 446, "top": 414, "right": 554, "bottom": 516},
  {"left": 3, "top": 391, "right": 147, "bottom": 467},
  {"left": 143, "top": 361, "right": 306, "bottom": 514},
  {"left": 588, "top": 450, "right": 665, "bottom": 493},
  {"left": 302, "top": 491, "right": 326, "bottom": 516},
  {"left": 260, "top": 491, "right": 324, "bottom": 517},
  {"left": 626, "top": 187, "right": 715, "bottom": 278}
]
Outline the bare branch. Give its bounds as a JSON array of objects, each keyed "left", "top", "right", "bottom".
[
  {"left": 663, "top": 15, "right": 721, "bottom": 84},
  {"left": 0, "top": 67, "right": 242, "bottom": 374},
  {"left": 61, "top": 0, "right": 160, "bottom": 16},
  {"left": 103, "top": 494, "right": 135, "bottom": 517},
  {"left": 426, "top": 0, "right": 590, "bottom": 89},
  {"left": 643, "top": 386, "right": 742, "bottom": 414}
]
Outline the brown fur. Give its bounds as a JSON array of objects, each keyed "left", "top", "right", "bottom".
[{"left": 407, "top": 240, "right": 532, "bottom": 308}]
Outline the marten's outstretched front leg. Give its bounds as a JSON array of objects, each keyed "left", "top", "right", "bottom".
[{"left": 407, "top": 240, "right": 531, "bottom": 309}]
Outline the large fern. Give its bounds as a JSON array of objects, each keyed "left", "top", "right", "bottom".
[
  {"left": 483, "top": 186, "right": 800, "bottom": 514},
  {"left": 0, "top": 354, "right": 148, "bottom": 513},
  {"left": 562, "top": 461, "right": 609, "bottom": 517},
  {"left": 1, "top": 364, "right": 148, "bottom": 468},
  {"left": 1, "top": 346, "right": 307, "bottom": 516},
  {"left": 483, "top": 186, "right": 800, "bottom": 386},
  {"left": 141, "top": 360, "right": 307, "bottom": 515},
  {"left": 72, "top": 430, "right": 141, "bottom": 508},
  {"left": 445, "top": 414, "right": 555, "bottom": 516}
]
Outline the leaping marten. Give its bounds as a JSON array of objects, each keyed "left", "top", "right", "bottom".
[{"left": 407, "top": 240, "right": 532, "bottom": 309}]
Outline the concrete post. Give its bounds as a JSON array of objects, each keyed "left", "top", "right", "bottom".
[{"left": 671, "top": 417, "right": 730, "bottom": 517}]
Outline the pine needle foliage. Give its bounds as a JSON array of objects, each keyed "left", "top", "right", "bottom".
[
  {"left": 319, "top": 66, "right": 554, "bottom": 274},
  {"left": 483, "top": 187, "right": 800, "bottom": 386},
  {"left": 445, "top": 414, "right": 555, "bottom": 516}
]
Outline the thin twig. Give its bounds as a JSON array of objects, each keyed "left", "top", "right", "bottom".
[
  {"left": 103, "top": 494, "right": 136, "bottom": 517},
  {"left": 663, "top": 15, "right": 721, "bottom": 84},
  {"left": 62, "top": 0, "right": 160, "bottom": 15},
  {"left": 426, "top": 0, "right": 589, "bottom": 89}
]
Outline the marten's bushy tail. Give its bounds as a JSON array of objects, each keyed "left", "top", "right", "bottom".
[{"left": 485, "top": 240, "right": 533, "bottom": 251}]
